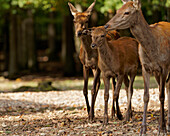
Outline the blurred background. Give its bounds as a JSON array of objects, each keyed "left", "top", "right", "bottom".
[{"left": 0, "top": 0, "right": 169, "bottom": 79}]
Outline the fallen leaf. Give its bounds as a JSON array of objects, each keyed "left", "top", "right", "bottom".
[
  {"left": 16, "top": 78, "right": 21, "bottom": 82},
  {"left": 138, "top": 122, "right": 142, "bottom": 125}
]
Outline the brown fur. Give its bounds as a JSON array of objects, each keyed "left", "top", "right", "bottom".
[
  {"left": 68, "top": 1, "right": 120, "bottom": 121},
  {"left": 91, "top": 26, "right": 139, "bottom": 124},
  {"left": 105, "top": 0, "right": 170, "bottom": 134},
  {"left": 106, "top": 30, "right": 120, "bottom": 41}
]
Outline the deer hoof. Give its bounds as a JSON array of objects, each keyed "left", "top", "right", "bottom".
[
  {"left": 125, "top": 114, "right": 130, "bottom": 122},
  {"left": 140, "top": 125, "right": 147, "bottom": 136},
  {"left": 167, "top": 125, "right": 170, "bottom": 132},
  {"left": 158, "top": 124, "right": 167, "bottom": 136},
  {"left": 88, "top": 115, "right": 94, "bottom": 122},
  {"left": 111, "top": 113, "right": 115, "bottom": 120},
  {"left": 125, "top": 111, "right": 132, "bottom": 122},
  {"left": 103, "top": 118, "right": 108, "bottom": 126},
  {"left": 117, "top": 113, "right": 123, "bottom": 120},
  {"left": 158, "top": 130, "right": 167, "bottom": 136},
  {"left": 116, "top": 110, "right": 123, "bottom": 120}
]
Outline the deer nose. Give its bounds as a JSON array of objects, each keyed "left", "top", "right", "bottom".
[
  {"left": 77, "top": 31, "right": 82, "bottom": 36},
  {"left": 91, "top": 43, "right": 97, "bottom": 48},
  {"left": 104, "top": 24, "right": 109, "bottom": 29}
]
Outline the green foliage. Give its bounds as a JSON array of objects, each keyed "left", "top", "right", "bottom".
[
  {"left": 100, "top": 0, "right": 123, "bottom": 14},
  {"left": 0, "top": 0, "right": 168, "bottom": 16},
  {"left": 165, "top": 0, "right": 170, "bottom": 7}
]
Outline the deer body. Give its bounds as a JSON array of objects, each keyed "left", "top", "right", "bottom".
[
  {"left": 105, "top": 0, "right": 170, "bottom": 134},
  {"left": 98, "top": 37, "right": 138, "bottom": 77},
  {"left": 68, "top": 1, "right": 121, "bottom": 121},
  {"left": 131, "top": 18, "right": 170, "bottom": 73},
  {"left": 90, "top": 27, "right": 139, "bottom": 124}
]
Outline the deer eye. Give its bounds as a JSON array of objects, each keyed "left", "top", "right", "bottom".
[
  {"left": 124, "top": 12, "right": 130, "bottom": 15},
  {"left": 101, "top": 35, "right": 105, "bottom": 37}
]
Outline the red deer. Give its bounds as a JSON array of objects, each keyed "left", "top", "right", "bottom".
[
  {"left": 105, "top": 0, "right": 170, "bottom": 134},
  {"left": 85, "top": 26, "right": 139, "bottom": 124},
  {"left": 68, "top": 1, "right": 121, "bottom": 121}
]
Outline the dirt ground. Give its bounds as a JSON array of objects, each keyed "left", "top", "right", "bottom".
[{"left": 0, "top": 87, "right": 169, "bottom": 136}]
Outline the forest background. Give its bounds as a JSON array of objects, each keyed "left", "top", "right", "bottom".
[{"left": 0, "top": 0, "right": 169, "bottom": 78}]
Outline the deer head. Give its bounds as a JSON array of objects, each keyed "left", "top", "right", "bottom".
[
  {"left": 68, "top": 0, "right": 96, "bottom": 37},
  {"left": 105, "top": 0, "right": 141, "bottom": 30},
  {"left": 89, "top": 26, "right": 107, "bottom": 49}
]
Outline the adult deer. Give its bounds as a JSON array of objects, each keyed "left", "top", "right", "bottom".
[
  {"left": 68, "top": 1, "right": 120, "bottom": 121},
  {"left": 85, "top": 26, "right": 139, "bottom": 124},
  {"left": 105, "top": 0, "right": 170, "bottom": 134}
]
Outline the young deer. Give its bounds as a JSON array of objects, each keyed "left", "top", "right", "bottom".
[
  {"left": 105, "top": 0, "right": 170, "bottom": 134},
  {"left": 68, "top": 1, "right": 120, "bottom": 121},
  {"left": 86, "top": 26, "right": 139, "bottom": 124}
]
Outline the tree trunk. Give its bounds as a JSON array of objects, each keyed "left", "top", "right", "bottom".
[
  {"left": 3, "top": 15, "right": 10, "bottom": 72},
  {"left": 26, "top": 10, "right": 37, "bottom": 71},
  {"left": 48, "top": 12, "right": 56, "bottom": 61},
  {"left": 17, "top": 15, "right": 28, "bottom": 70},
  {"left": 9, "top": 13, "right": 18, "bottom": 77},
  {"left": 167, "top": 7, "right": 170, "bottom": 22},
  {"left": 61, "top": 15, "right": 76, "bottom": 76},
  {"left": 20, "top": 16, "right": 28, "bottom": 70}
]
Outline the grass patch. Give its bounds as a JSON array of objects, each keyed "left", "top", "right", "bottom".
[
  {"left": 53, "top": 76, "right": 158, "bottom": 91},
  {"left": 0, "top": 76, "right": 158, "bottom": 92}
]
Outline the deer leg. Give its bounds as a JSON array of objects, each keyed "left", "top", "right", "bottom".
[
  {"left": 103, "top": 76, "right": 110, "bottom": 125},
  {"left": 114, "top": 75, "right": 124, "bottom": 120},
  {"left": 114, "top": 75, "right": 124, "bottom": 100},
  {"left": 94, "top": 72, "right": 101, "bottom": 101},
  {"left": 140, "top": 67, "right": 150, "bottom": 135},
  {"left": 83, "top": 66, "right": 90, "bottom": 115},
  {"left": 92, "top": 68, "right": 101, "bottom": 103},
  {"left": 111, "top": 77, "right": 116, "bottom": 119},
  {"left": 89, "top": 68, "right": 101, "bottom": 121},
  {"left": 158, "top": 70, "right": 168, "bottom": 135},
  {"left": 124, "top": 75, "right": 129, "bottom": 100},
  {"left": 125, "top": 73, "right": 136, "bottom": 122},
  {"left": 115, "top": 92, "right": 123, "bottom": 120},
  {"left": 167, "top": 74, "right": 170, "bottom": 132}
]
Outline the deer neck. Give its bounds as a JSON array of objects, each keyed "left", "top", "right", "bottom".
[
  {"left": 130, "top": 10, "right": 159, "bottom": 62},
  {"left": 80, "top": 35, "right": 98, "bottom": 64},
  {"left": 80, "top": 35, "right": 93, "bottom": 53},
  {"left": 98, "top": 40, "right": 116, "bottom": 69}
]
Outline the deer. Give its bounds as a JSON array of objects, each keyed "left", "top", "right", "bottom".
[
  {"left": 84, "top": 26, "right": 139, "bottom": 124},
  {"left": 104, "top": 0, "right": 170, "bottom": 135},
  {"left": 68, "top": 1, "right": 121, "bottom": 121}
]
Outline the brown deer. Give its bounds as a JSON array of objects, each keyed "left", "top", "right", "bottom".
[
  {"left": 85, "top": 26, "right": 139, "bottom": 124},
  {"left": 68, "top": 1, "right": 121, "bottom": 121},
  {"left": 105, "top": 0, "right": 170, "bottom": 134}
]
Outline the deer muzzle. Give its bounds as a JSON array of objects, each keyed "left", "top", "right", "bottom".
[
  {"left": 91, "top": 43, "right": 97, "bottom": 49},
  {"left": 77, "top": 31, "right": 82, "bottom": 37},
  {"left": 104, "top": 24, "right": 109, "bottom": 29}
]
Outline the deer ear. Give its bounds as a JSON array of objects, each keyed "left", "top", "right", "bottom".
[
  {"left": 68, "top": 2, "right": 78, "bottom": 16},
  {"left": 133, "top": 0, "right": 141, "bottom": 10},
  {"left": 121, "top": 0, "right": 131, "bottom": 4},
  {"left": 85, "top": 0, "right": 96, "bottom": 16}
]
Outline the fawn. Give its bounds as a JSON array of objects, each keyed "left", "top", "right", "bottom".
[{"left": 84, "top": 26, "right": 139, "bottom": 124}]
